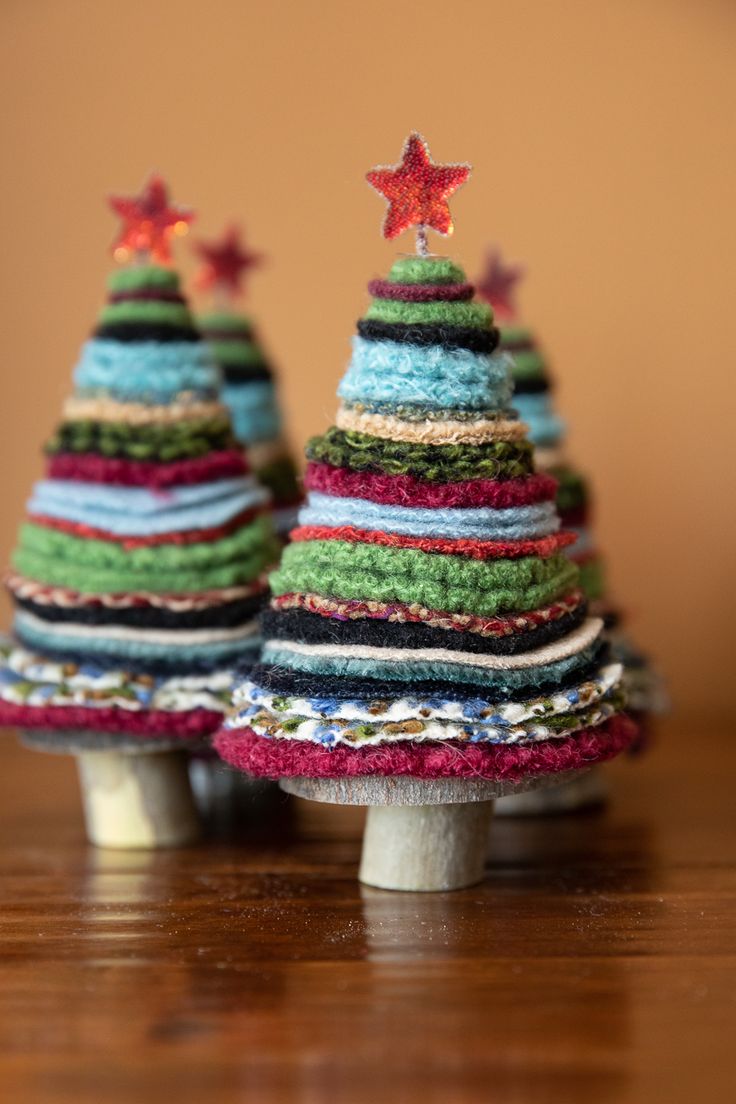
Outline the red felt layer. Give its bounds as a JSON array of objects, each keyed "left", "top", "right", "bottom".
[
  {"left": 0, "top": 703, "right": 222, "bottom": 740},
  {"left": 290, "top": 525, "right": 576, "bottom": 560},
  {"left": 305, "top": 463, "right": 558, "bottom": 509},
  {"left": 46, "top": 449, "right": 249, "bottom": 487},
  {"left": 214, "top": 714, "right": 637, "bottom": 781}
]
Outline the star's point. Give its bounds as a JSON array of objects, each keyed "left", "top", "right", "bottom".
[{"left": 366, "top": 133, "right": 471, "bottom": 245}]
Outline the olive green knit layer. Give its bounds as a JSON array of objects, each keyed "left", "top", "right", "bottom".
[
  {"left": 98, "top": 301, "right": 195, "bottom": 328},
  {"left": 46, "top": 417, "right": 235, "bottom": 462},
  {"left": 257, "top": 455, "right": 301, "bottom": 504},
  {"left": 510, "top": 351, "right": 547, "bottom": 382},
  {"left": 271, "top": 540, "right": 578, "bottom": 617},
  {"left": 365, "top": 298, "right": 492, "bottom": 328},
  {"left": 306, "top": 426, "right": 534, "bottom": 483},
  {"left": 107, "top": 265, "right": 180, "bottom": 293},
  {"left": 14, "top": 518, "right": 277, "bottom": 595},
  {"left": 199, "top": 311, "right": 254, "bottom": 336},
  {"left": 387, "top": 257, "right": 467, "bottom": 285}
]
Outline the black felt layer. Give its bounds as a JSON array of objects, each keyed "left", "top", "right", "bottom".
[
  {"left": 512, "top": 377, "right": 552, "bottom": 395},
  {"left": 93, "top": 323, "right": 201, "bottom": 343},
  {"left": 259, "top": 604, "right": 588, "bottom": 657},
  {"left": 15, "top": 594, "right": 266, "bottom": 630},
  {"left": 238, "top": 644, "right": 608, "bottom": 704},
  {"left": 357, "top": 319, "right": 500, "bottom": 354},
  {"left": 221, "top": 365, "right": 274, "bottom": 384}
]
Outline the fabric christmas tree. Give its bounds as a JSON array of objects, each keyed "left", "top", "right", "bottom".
[
  {"left": 477, "top": 249, "right": 664, "bottom": 720},
  {"left": 215, "top": 135, "right": 636, "bottom": 787},
  {"left": 195, "top": 226, "right": 301, "bottom": 538},
  {"left": 0, "top": 177, "right": 278, "bottom": 752}
]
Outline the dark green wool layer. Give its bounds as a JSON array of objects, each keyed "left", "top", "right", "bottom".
[
  {"left": 46, "top": 417, "right": 235, "bottom": 462},
  {"left": 306, "top": 426, "right": 534, "bottom": 483}
]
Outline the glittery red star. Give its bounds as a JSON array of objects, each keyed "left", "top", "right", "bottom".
[
  {"left": 194, "top": 225, "right": 263, "bottom": 298},
  {"left": 366, "top": 133, "right": 470, "bottom": 247},
  {"left": 476, "top": 248, "right": 525, "bottom": 321},
  {"left": 109, "top": 174, "right": 194, "bottom": 264}
]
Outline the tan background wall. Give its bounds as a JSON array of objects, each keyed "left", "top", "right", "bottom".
[{"left": 0, "top": 0, "right": 733, "bottom": 720}]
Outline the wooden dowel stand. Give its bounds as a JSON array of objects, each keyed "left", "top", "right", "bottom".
[
  {"left": 281, "top": 776, "right": 499, "bottom": 892},
  {"left": 76, "top": 749, "right": 201, "bottom": 849}
]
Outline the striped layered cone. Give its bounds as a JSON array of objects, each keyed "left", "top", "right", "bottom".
[
  {"left": 199, "top": 310, "right": 301, "bottom": 538},
  {"left": 0, "top": 263, "right": 279, "bottom": 750},
  {"left": 215, "top": 255, "right": 637, "bottom": 780}
]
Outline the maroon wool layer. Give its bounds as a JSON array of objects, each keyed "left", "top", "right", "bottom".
[
  {"left": 290, "top": 525, "right": 576, "bottom": 560},
  {"left": 46, "top": 449, "right": 248, "bottom": 488},
  {"left": 367, "top": 279, "right": 475, "bottom": 303},
  {"left": 0, "top": 702, "right": 222, "bottom": 740},
  {"left": 305, "top": 463, "right": 558, "bottom": 509},
  {"left": 214, "top": 714, "right": 637, "bottom": 781}
]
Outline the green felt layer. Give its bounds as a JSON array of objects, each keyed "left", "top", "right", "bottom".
[
  {"left": 257, "top": 454, "right": 301, "bottom": 505},
  {"left": 107, "top": 266, "right": 181, "bottom": 293},
  {"left": 199, "top": 312, "right": 253, "bottom": 335},
  {"left": 387, "top": 257, "right": 466, "bottom": 285},
  {"left": 577, "top": 557, "right": 606, "bottom": 603},
  {"left": 271, "top": 541, "right": 578, "bottom": 618},
  {"left": 550, "top": 466, "right": 589, "bottom": 513},
  {"left": 365, "top": 297, "right": 492, "bottom": 328},
  {"left": 14, "top": 517, "right": 277, "bottom": 595},
  {"left": 500, "top": 325, "right": 534, "bottom": 345},
  {"left": 510, "top": 351, "right": 547, "bottom": 381},
  {"left": 98, "top": 301, "right": 195, "bottom": 327},
  {"left": 46, "top": 417, "right": 235, "bottom": 462},
  {"left": 208, "top": 341, "right": 267, "bottom": 368}
]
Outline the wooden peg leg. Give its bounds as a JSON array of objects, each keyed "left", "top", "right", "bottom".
[
  {"left": 358, "top": 799, "right": 494, "bottom": 892},
  {"left": 75, "top": 749, "right": 201, "bottom": 849}
]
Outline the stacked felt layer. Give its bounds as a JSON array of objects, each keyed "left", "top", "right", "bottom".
[
  {"left": 0, "top": 265, "right": 278, "bottom": 746},
  {"left": 199, "top": 310, "right": 301, "bottom": 537},
  {"left": 216, "top": 258, "right": 635, "bottom": 779},
  {"left": 499, "top": 321, "right": 665, "bottom": 719},
  {"left": 501, "top": 324, "right": 605, "bottom": 603}
]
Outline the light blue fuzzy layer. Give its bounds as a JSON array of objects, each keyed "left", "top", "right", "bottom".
[
  {"left": 73, "top": 339, "right": 221, "bottom": 402},
  {"left": 513, "top": 393, "right": 565, "bottom": 448},
  {"left": 567, "top": 527, "right": 594, "bottom": 556},
  {"left": 28, "top": 478, "right": 268, "bottom": 536},
  {"left": 338, "top": 338, "right": 515, "bottom": 411},
  {"left": 261, "top": 642, "right": 599, "bottom": 691},
  {"left": 222, "top": 381, "right": 282, "bottom": 444},
  {"left": 14, "top": 614, "right": 260, "bottom": 665},
  {"left": 299, "top": 491, "right": 560, "bottom": 540}
]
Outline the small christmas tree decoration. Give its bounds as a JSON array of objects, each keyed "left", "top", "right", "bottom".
[
  {"left": 215, "top": 138, "right": 637, "bottom": 891},
  {"left": 476, "top": 248, "right": 665, "bottom": 814},
  {"left": 194, "top": 225, "right": 301, "bottom": 538},
  {"left": 0, "top": 177, "right": 278, "bottom": 848}
]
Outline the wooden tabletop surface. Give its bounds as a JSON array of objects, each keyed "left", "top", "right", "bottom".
[{"left": 1, "top": 718, "right": 733, "bottom": 1104}]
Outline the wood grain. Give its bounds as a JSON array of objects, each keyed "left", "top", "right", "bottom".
[{"left": 0, "top": 719, "right": 733, "bottom": 1104}]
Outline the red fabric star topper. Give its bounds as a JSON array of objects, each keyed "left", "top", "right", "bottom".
[
  {"left": 366, "top": 133, "right": 470, "bottom": 254},
  {"left": 109, "top": 174, "right": 194, "bottom": 264},
  {"left": 194, "top": 225, "right": 263, "bottom": 298},
  {"left": 476, "top": 248, "right": 525, "bottom": 321}
]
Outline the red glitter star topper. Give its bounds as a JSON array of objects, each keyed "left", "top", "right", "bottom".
[
  {"left": 194, "top": 224, "right": 263, "bottom": 299},
  {"left": 109, "top": 174, "right": 194, "bottom": 264},
  {"left": 476, "top": 248, "right": 525, "bottom": 322},
  {"left": 366, "top": 133, "right": 470, "bottom": 256}
]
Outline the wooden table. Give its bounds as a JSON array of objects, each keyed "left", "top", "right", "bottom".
[{"left": 1, "top": 719, "right": 733, "bottom": 1104}]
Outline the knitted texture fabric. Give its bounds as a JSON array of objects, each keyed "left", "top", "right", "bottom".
[
  {"left": 0, "top": 261, "right": 278, "bottom": 746},
  {"left": 199, "top": 308, "right": 301, "bottom": 535},
  {"left": 221, "top": 252, "right": 632, "bottom": 782}
]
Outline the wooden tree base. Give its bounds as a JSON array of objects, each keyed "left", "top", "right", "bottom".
[
  {"left": 494, "top": 768, "right": 606, "bottom": 817},
  {"left": 76, "top": 749, "right": 201, "bottom": 849},
  {"left": 281, "top": 775, "right": 503, "bottom": 892}
]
